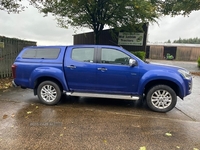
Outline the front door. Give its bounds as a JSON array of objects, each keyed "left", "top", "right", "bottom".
[{"left": 96, "top": 47, "right": 139, "bottom": 94}]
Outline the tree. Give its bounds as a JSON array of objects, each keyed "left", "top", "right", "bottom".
[
  {"left": 160, "top": 0, "right": 200, "bottom": 16},
  {"left": 173, "top": 37, "right": 200, "bottom": 44},
  {"left": 1, "top": 0, "right": 200, "bottom": 43},
  {"left": 165, "top": 39, "right": 171, "bottom": 43},
  {"left": 0, "top": 0, "right": 24, "bottom": 13},
  {"left": 30, "top": 0, "right": 159, "bottom": 44}
]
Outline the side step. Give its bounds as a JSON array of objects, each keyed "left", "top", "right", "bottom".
[{"left": 66, "top": 92, "right": 139, "bottom": 101}]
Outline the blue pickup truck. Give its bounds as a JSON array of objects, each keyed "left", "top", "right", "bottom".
[{"left": 12, "top": 45, "right": 192, "bottom": 112}]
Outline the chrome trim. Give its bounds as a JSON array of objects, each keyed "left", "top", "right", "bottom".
[
  {"left": 12, "top": 80, "right": 18, "bottom": 87},
  {"left": 97, "top": 68, "right": 107, "bottom": 71},
  {"left": 66, "top": 92, "right": 139, "bottom": 100},
  {"left": 67, "top": 65, "right": 76, "bottom": 69},
  {"left": 129, "top": 58, "right": 137, "bottom": 66}
]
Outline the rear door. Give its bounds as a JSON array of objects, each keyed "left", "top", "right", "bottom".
[{"left": 64, "top": 46, "right": 97, "bottom": 92}]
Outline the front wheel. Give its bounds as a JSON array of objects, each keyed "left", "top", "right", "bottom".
[
  {"left": 146, "top": 85, "right": 177, "bottom": 112},
  {"left": 37, "top": 81, "right": 62, "bottom": 105}
]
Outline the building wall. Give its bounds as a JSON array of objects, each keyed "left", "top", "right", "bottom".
[
  {"left": 149, "top": 45, "right": 164, "bottom": 59},
  {"left": 73, "top": 24, "right": 148, "bottom": 52},
  {"left": 148, "top": 45, "right": 200, "bottom": 61},
  {"left": 0, "top": 36, "right": 37, "bottom": 78}
]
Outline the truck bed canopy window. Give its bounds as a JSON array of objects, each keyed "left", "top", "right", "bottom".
[{"left": 22, "top": 48, "right": 60, "bottom": 59}]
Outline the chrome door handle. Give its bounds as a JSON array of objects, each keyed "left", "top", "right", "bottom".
[
  {"left": 97, "top": 68, "right": 107, "bottom": 71},
  {"left": 67, "top": 65, "right": 76, "bottom": 69}
]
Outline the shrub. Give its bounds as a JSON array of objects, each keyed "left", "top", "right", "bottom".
[
  {"left": 198, "top": 57, "right": 200, "bottom": 68},
  {"left": 131, "top": 51, "right": 146, "bottom": 60}
]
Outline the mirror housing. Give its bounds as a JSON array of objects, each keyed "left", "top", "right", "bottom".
[{"left": 129, "top": 58, "right": 137, "bottom": 67}]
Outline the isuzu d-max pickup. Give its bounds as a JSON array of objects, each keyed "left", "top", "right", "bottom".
[{"left": 12, "top": 45, "right": 192, "bottom": 112}]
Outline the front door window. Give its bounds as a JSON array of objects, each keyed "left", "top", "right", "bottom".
[{"left": 101, "top": 48, "right": 130, "bottom": 65}]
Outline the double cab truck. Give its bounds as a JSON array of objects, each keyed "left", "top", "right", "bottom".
[{"left": 12, "top": 45, "right": 192, "bottom": 112}]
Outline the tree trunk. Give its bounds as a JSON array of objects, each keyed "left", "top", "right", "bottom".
[{"left": 94, "top": 31, "right": 100, "bottom": 44}]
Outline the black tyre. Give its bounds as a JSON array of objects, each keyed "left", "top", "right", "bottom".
[
  {"left": 37, "top": 81, "right": 62, "bottom": 105},
  {"left": 146, "top": 85, "right": 177, "bottom": 112}
]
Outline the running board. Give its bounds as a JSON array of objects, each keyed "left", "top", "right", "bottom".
[{"left": 66, "top": 92, "right": 139, "bottom": 101}]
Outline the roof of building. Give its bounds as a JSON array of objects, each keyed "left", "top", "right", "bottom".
[{"left": 147, "top": 43, "right": 200, "bottom": 47}]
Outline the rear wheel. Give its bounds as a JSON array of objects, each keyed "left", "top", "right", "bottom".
[
  {"left": 37, "top": 81, "right": 62, "bottom": 105},
  {"left": 146, "top": 85, "right": 177, "bottom": 112}
]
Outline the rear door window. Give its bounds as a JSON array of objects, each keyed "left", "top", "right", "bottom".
[{"left": 71, "top": 48, "right": 94, "bottom": 63}]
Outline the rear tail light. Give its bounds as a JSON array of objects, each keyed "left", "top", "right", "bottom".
[{"left": 12, "top": 64, "right": 17, "bottom": 79}]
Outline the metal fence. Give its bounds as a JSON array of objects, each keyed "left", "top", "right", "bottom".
[{"left": 0, "top": 36, "right": 36, "bottom": 78}]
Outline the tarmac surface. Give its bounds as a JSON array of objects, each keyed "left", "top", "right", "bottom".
[
  {"left": 0, "top": 60, "right": 200, "bottom": 150},
  {"left": 147, "top": 59, "right": 200, "bottom": 72}
]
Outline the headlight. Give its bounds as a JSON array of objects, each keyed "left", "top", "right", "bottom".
[{"left": 178, "top": 69, "right": 192, "bottom": 80}]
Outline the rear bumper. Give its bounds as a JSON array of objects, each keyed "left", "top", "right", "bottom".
[{"left": 12, "top": 80, "right": 18, "bottom": 87}]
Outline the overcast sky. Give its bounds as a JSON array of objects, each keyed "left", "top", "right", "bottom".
[{"left": 0, "top": 4, "right": 200, "bottom": 45}]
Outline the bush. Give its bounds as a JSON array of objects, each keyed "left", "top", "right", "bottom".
[
  {"left": 131, "top": 51, "right": 146, "bottom": 60},
  {"left": 198, "top": 57, "right": 200, "bottom": 68}
]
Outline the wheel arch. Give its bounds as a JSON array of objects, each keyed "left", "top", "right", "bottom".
[
  {"left": 143, "top": 79, "right": 180, "bottom": 98},
  {"left": 34, "top": 76, "right": 63, "bottom": 95}
]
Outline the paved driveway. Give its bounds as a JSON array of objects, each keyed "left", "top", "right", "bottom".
[
  {"left": 0, "top": 60, "right": 200, "bottom": 150},
  {"left": 147, "top": 59, "right": 199, "bottom": 72}
]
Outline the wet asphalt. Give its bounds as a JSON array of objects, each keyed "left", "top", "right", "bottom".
[
  {"left": 0, "top": 60, "right": 200, "bottom": 150},
  {"left": 147, "top": 59, "right": 200, "bottom": 72}
]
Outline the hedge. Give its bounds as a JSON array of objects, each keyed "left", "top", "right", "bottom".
[
  {"left": 198, "top": 57, "right": 200, "bottom": 68},
  {"left": 131, "top": 51, "right": 146, "bottom": 60}
]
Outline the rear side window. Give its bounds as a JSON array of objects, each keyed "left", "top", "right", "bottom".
[
  {"left": 22, "top": 48, "right": 60, "bottom": 59},
  {"left": 72, "top": 48, "right": 94, "bottom": 63}
]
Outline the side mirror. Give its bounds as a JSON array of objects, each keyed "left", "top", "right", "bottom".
[{"left": 129, "top": 58, "right": 137, "bottom": 67}]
